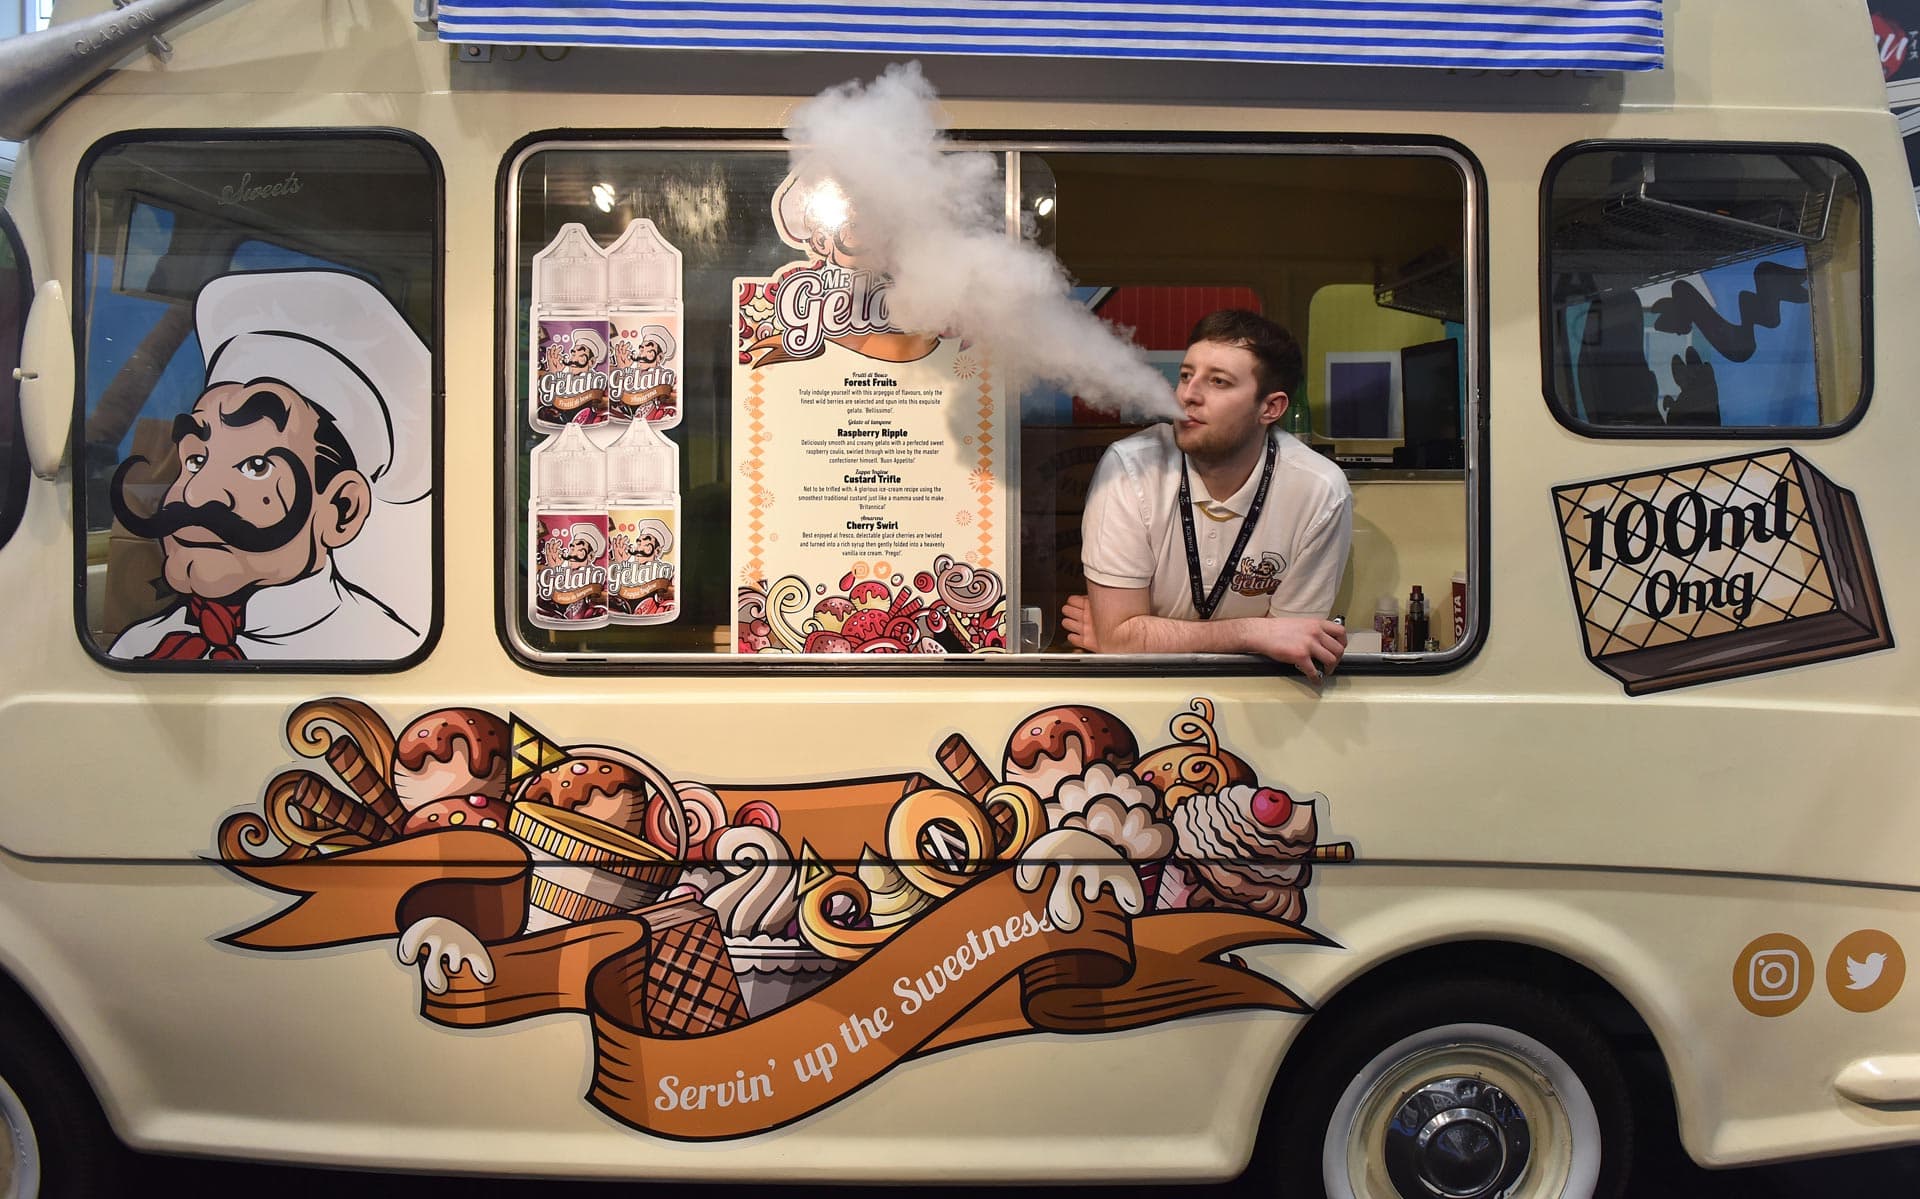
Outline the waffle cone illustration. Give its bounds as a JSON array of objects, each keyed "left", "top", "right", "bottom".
[{"left": 631, "top": 898, "right": 750, "bottom": 1036}]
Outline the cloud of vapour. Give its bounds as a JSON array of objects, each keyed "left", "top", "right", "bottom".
[{"left": 785, "top": 63, "right": 1178, "bottom": 421}]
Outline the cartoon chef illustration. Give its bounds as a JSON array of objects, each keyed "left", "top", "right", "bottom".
[
  {"left": 108, "top": 269, "right": 432, "bottom": 662},
  {"left": 563, "top": 521, "right": 608, "bottom": 565},
  {"left": 773, "top": 171, "right": 874, "bottom": 271},
  {"left": 629, "top": 518, "right": 671, "bottom": 563}
]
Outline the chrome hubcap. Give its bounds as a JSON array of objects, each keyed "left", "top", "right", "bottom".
[
  {"left": 1384, "top": 1077, "right": 1529, "bottom": 1198},
  {"left": 0, "top": 1072, "right": 38, "bottom": 1199}
]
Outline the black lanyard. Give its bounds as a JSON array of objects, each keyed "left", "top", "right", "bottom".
[{"left": 1178, "top": 434, "right": 1278, "bottom": 620}]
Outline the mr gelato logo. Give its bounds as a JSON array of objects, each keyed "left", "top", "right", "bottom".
[
  {"left": 735, "top": 170, "right": 939, "bottom": 369},
  {"left": 1229, "top": 552, "right": 1287, "bottom": 599}
]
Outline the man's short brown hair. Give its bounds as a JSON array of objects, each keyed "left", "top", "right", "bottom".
[{"left": 1188, "top": 309, "right": 1302, "bottom": 401}]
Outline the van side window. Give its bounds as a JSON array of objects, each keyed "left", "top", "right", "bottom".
[
  {"left": 507, "top": 143, "right": 1476, "bottom": 666},
  {"left": 1543, "top": 145, "right": 1867, "bottom": 435},
  {"left": 75, "top": 134, "right": 441, "bottom": 669},
  {"left": 0, "top": 211, "right": 29, "bottom": 552}
]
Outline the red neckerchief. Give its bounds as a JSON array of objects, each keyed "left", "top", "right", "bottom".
[{"left": 147, "top": 595, "right": 247, "bottom": 661}]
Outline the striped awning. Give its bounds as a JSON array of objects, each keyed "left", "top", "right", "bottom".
[{"left": 435, "top": 2, "right": 1666, "bottom": 71}]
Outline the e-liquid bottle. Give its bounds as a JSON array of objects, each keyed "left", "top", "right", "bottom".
[
  {"left": 604, "top": 418, "right": 681, "bottom": 626},
  {"left": 529, "top": 422, "right": 610, "bottom": 630},
  {"left": 1373, "top": 594, "right": 1400, "bottom": 654},
  {"left": 605, "top": 219, "right": 684, "bottom": 429},
  {"left": 530, "top": 223, "right": 611, "bottom": 430}
]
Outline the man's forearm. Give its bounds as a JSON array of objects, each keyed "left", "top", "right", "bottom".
[{"left": 1101, "top": 613, "right": 1278, "bottom": 655}]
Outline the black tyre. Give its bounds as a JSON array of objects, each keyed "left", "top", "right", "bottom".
[
  {"left": 0, "top": 985, "right": 124, "bottom": 1199},
  {"left": 1263, "top": 977, "right": 1632, "bottom": 1199}
]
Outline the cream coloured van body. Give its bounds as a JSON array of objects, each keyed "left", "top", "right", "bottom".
[{"left": 0, "top": 2, "right": 1916, "bottom": 1197}]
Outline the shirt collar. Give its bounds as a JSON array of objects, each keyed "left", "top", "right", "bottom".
[
  {"left": 242, "top": 566, "right": 346, "bottom": 638},
  {"left": 1190, "top": 433, "right": 1277, "bottom": 518}
]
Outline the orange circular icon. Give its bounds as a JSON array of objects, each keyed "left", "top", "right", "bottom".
[
  {"left": 1733, "top": 933, "right": 1812, "bottom": 1017},
  {"left": 1826, "top": 930, "right": 1905, "bottom": 1013}
]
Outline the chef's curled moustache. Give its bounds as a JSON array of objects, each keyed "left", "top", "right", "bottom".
[{"left": 110, "top": 448, "right": 316, "bottom": 554}]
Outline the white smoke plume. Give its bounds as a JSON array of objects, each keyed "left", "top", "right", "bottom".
[{"left": 785, "top": 63, "right": 1178, "bottom": 421}]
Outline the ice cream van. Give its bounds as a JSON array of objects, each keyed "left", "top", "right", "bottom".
[{"left": 1, "top": 1, "right": 1916, "bottom": 1196}]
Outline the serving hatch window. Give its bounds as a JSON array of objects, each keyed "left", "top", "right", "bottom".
[
  {"left": 505, "top": 142, "right": 1476, "bottom": 666},
  {"left": 1543, "top": 145, "right": 1867, "bottom": 434},
  {"left": 77, "top": 134, "right": 441, "bottom": 669}
]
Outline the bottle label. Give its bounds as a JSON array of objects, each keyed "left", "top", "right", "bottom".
[
  {"left": 607, "top": 506, "right": 678, "bottom": 623},
  {"left": 534, "top": 319, "right": 612, "bottom": 428},
  {"left": 533, "top": 512, "right": 610, "bottom": 623},
  {"left": 608, "top": 314, "right": 682, "bottom": 428}
]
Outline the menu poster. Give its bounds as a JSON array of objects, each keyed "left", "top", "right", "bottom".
[{"left": 731, "top": 235, "right": 1007, "bottom": 653}]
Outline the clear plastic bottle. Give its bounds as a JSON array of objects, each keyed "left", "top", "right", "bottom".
[
  {"left": 605, "top": 219, "right": 684, "bottom": 429},
  {"left": 604, "top": 419, "right": 681, "bottom": 626},
  {"left": 530, "top": 223, "right": 611, "bottom": 430},
  {"left": 1373, "top": 593, "right": 1400, "bottom": 654},
  {"left": 529, "top": 423, "right": 610, "bottom": 630}
]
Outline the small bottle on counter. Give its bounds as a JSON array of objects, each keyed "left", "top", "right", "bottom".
[
  {"left": 1406, "top": 584, "right": 1430, "bottom": 652},
  {"left": 1451, "top": 571, "right": 1468, "bottom": 645},
  {"left": 1373, "top": 594, "right": 1400, "bottom": 653}
]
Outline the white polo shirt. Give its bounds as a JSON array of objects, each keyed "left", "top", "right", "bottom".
[{"left": 1081, "top": 426, "right": 1353, "bottom": 621}]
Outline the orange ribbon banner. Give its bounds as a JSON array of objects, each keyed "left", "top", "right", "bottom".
[{"left": 224, "top": 829, "right": 1320, "bottom": 1140}]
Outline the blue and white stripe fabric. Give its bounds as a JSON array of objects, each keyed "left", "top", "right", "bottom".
[{"left": 435, "top": 2, "right": 1665, "bottom": 71}]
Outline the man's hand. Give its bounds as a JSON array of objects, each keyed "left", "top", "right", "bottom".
[
  {"left": 1249, "top": 616, "right": 1348, "bottom": 682},
  {"left": 1060, "top": 593, "right": 1098, "bottom": 652}
]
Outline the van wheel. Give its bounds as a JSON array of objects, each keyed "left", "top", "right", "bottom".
[
  {"left": 1267, "top": 978, "right": 1631, "bottom": 1199},
  {"left": 0, "top": 989, "right": 123, "bottom": 1199}
]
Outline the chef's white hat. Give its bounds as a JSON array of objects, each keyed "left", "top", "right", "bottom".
[
  {"left": 568, "top": 522, "right": 608, "bottom": 560},
  {"left": 772, "top": 170, "right": 851, "bottom": 255},
  {"left": 632, "top": 517, "right": 673, "bottom": 555},
  {"left": 196, "top": 270, "right": 431, "bottom": 503}
]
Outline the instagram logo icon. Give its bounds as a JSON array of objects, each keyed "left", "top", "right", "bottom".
[{"left": 1734, "top": 934, "right": 1812, "bottom": 1016}]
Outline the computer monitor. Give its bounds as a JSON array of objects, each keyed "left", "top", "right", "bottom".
[
  {"left": 1319, "top": 351, "right": 1402, "bottom": 464},
  {"left": 1396, "top": 337, "right": 1463, "bottom": 469}
]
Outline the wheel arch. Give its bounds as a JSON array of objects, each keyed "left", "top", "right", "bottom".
[
  {"left": 1268, "top": 929, "right": 1697, "bottom": 1164},
  {"left": 0, "top": 887, "right": 135, "bottom": 1145}
]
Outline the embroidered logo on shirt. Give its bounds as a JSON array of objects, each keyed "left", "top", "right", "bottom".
[{"left": 1229, "top": 551, "right": 1288, "bottom": 597}]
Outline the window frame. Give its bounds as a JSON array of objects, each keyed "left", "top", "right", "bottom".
[
  {"left": 497, "top": 130, "right": 1489, "bottom": 678},
  {"left": 0, "top": 209, "right": 29, "bottom": 551},
  {"left": 70, "top": 126, "right": 447, "bottom": 674},
  {"left": 1537, "top": 138, "right": 1874, "bottom": 442}
]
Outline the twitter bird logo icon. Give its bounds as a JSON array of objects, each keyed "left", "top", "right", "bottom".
[
  {"left": 1827, "top": 932, "right": 1904, "bottom": 1011},
  {"left": 1845, "top": 952, "right": 1887, "bottom": 991}
]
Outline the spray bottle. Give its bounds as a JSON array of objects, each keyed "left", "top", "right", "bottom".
[
  {"left": 605, "top": 219, "right": 684, "bottom": 429},
  {"left": 528, "top": 423, "right": 610, "bottom": 630},
  {"left": 605, "top": 418, "right": 681, "bottom": 626},
  {"left": 530, "top": 223, "right": 611, "bottom": 430}
]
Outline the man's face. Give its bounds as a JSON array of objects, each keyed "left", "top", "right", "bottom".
[
  {"left": 566, "top": 344, "right": 595, "bottom": 370},
  {"left": 565, "top": 533, "right": 595, "bottom": 563},
  {"left": 115, "top": 382, "right": 370, "bottom": 601},
  {"left": 1173, "top": 340, "right": 1286, "bottom": 462},
  {"left": 636, "top": 533, "right": 660, "bottom": 559},
  {"left": 637, "top": 339, "right": 663, "bottom": 366}
]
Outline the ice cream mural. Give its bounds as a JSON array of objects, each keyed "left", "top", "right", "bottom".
[{"left": 216, "top": 697, "right": 1350, "bottom": 1139}]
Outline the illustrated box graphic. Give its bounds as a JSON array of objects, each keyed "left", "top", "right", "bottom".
[{"left": 1552, "top": 449, "right": 1891, "bottom": 695}]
